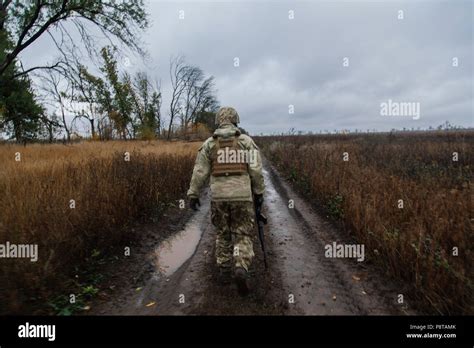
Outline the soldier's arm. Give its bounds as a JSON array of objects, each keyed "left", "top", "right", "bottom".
[
  {"left": 246, "top": 137, "right": 265, "bottom": 195},
  {"left": 187, "top": 140, "right": 211, "bottom": 198}
]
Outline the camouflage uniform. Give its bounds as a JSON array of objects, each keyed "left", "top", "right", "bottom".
[{"left": 187, "top": 107, "right": 265, "bottom": 272}]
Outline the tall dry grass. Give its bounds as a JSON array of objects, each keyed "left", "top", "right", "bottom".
[
  {"left": 257, "top": 131, "right": 473, "bottom": 314},
  {"left": 0, "top": 140, "right": 199, "bottom": 314}
]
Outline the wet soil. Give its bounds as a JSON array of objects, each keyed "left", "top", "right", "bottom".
[{"left": 88, "top": 162, "right": 415, "bottom": 315}]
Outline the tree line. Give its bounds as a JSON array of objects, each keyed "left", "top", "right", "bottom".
[{"left": 0, "top": 0, "right": 219, "bottom": 143}]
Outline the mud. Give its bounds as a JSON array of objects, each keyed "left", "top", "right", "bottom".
[{"left": 88, "top": 162, "right": 415, "bottom": 316}]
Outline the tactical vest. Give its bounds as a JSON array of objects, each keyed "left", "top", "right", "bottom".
[{"left": 210, "top": 131, "right": 249, "bottom": 177}]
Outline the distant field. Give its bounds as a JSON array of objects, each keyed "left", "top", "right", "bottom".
[
  {"left": 257, "top": 131, "right": 473, "bottom": 314},
  {"left": 0, "top": 140, "right": 199, "bottom": 314}
]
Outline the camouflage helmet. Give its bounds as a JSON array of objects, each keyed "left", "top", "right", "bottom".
[{"left": 215, "top": 107, "right": 240, "bottom": 125}]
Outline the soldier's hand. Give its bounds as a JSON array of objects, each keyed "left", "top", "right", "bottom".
[
  {"left": 189, "top": 197, "right": 201, "bottom": 211},
  {"left": 254, "top": 194, "right": 264, "bottom": 209}
]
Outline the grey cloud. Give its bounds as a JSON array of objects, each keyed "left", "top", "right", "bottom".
[{"left": 20, "top": 0, "right": 473, "bottom": 135}]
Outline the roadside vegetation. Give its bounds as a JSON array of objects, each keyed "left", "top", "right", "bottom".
[
  {"left": 0, "top": 140, "right": 198, "bottom": 314},
  {"left": 257, "top": 131, "right": 473, "bottom": 314}
]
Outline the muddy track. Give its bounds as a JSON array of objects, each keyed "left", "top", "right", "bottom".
[{"left": 89, "top": 162, "right": 414, "bottom": 315}]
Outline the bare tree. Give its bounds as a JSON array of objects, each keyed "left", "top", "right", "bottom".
[
  {"left": 188, "top": 75, "right": 216, "bottom": 125},
  {"left": 181, "top": 66, "right": 203, "bottom": 127},
  {"left": 167, "top": 56, "right": 188, "bottom": 140},
  {"left": 167, "top": 56, "right": 218, "bottom": 139},
  {"left": 40, "top": 71, "right": 73, "bottom": 141}
]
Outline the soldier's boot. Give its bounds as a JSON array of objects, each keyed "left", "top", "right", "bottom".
[
  {"left": 234, "top": 267, "right": 249, "bottom": 296},
  {"left": 218, "top": 267, "right": 232, "bottom": 285}
]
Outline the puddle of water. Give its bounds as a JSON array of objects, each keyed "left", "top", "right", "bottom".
[{"left": 155, "top": 214, "right": 205, "bottom": 277}]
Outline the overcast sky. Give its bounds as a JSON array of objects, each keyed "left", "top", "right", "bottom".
[{"left": 23, "top": 0, "right": 474, "bottom": 135}]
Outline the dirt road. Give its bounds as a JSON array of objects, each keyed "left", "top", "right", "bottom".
[{"left": 90, "top": 162, "right": 414, "bottom": 315}]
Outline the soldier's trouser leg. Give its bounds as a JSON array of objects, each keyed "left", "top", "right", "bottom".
[
  {"left": 211, "top": 201, "right": 255, "bottom": 272},
  {"left": 211, "top": 202, "right": 233, "bottom": 270},
  {"left": 229, "top": 201, "right": 255, "bottom": 272}
]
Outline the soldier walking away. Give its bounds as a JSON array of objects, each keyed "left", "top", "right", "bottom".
[{"left": 187, "top": 107, "right": 265, "bottom": 295}]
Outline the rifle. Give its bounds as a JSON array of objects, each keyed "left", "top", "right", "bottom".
[{"left": 254, "top": 197, "right": 268, "bottom": 269}]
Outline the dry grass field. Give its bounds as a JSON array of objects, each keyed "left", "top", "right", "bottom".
[
  {"left": 1, "top": 133, "right": 472, "bottom": 315},
  {"left": 257, "top": 131, "right": 473, "bottom": 314},
  {"left": 0, "top": 140, "right": 199, "bottom": 314}
]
